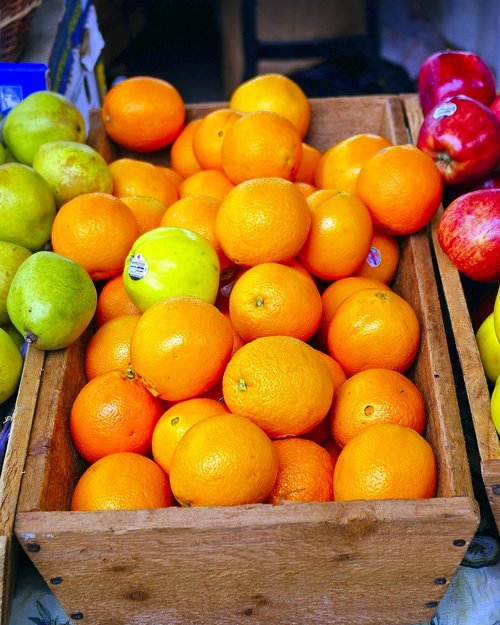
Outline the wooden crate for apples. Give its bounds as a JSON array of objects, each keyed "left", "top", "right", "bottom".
[
  {"left": 0, "top": 345, "right": 45, "bottom": 625},
  {"left": 404, "top": 94, "right": 500, "bottom": 532},
  {"left": 14, "top": 96, "right": 479, "bottom": 625}
]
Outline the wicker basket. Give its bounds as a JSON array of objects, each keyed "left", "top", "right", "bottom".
[{"left": 0, "top": 0, "right": 42, "bottom": 62}]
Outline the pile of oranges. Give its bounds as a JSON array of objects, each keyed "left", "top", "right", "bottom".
[{"left": 59, "top": 73, "right": 443, "bottom": 512}]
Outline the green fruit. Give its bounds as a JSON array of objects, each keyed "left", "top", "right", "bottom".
[
  {"left": 0, "top": 163, "right": 56, "bottom": 250},
  {"left": 123, "top": 227, "right": 220, "bottom": 312},
  {"left": 493, "top": 286, "right": 500, "bottom": 342},
  {"left": 491, "top": 376, "right": 500, "bottom": 436},
  {"left": 0, "top": 144, "right": 5, "bottom": 165},
  {"left": 6, "top": 251, "right": 97, "bottom": 351},
  {"left": 0, "top": 327, "right": 23, "bottom": 405},
  {"left": 0, "top": 322, "right": 24, "bottom": 351},
  {"left": 32, "top": 140, "right": 113, "bottom": 207},
  {"left": 0, "top": 240, "right": 32, "bottom": 324},
  {"left": 476, "top": 313, "right": 500, "bottom": 384},
  {"left": 3, "top": 91, "right": 85, "bottom": 166}
]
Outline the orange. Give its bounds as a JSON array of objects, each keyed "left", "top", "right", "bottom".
[
  {"left": 296, "top": 143, "right": 322, "bottom": 184},
  {"left": 306, "top": 188, "right": 340, "bottom": 210},
  {"left": 285, "top": 258, "right": 316, "bottom": 283},
  {"left": 302, "top": 351, "right": 346, "bottom": 445},
  {"left": 109, "top": 158, "right": 178, "bottom": 207},
  {"left": 228, "top": 261, "right": 322, "bottom": 342},
  {"left": 316, "top": 276, "right": 391, "bottom": 350},
  {"left": 121, "top": 195, "right": 168, "bottom": 235},
  {"left": 330, "top": 368, "right": 426, "bottom": 448},
  {"left": 216, "top": 177, "right": 311, "bottom": 267},
  {"left": 192, "top": 108, "right": 243, "bottom": 170},
  {"left": 130, "top": 296, "right": 234, "bottom": 402},
  {"left": 152, "top": 397, "right": 230, "bottom": 474},
  {"left": 222, "top": 335, "right": 334, "bottom": 438},
  {"left": 220, "top": 110, "right": 303, "bottom": 184},
  {"left": 156, "top": 165, "right": 184, "bottom": 190},
  {"left": 295, "top": 181, "right": 317, "bottom": 198},
  {"left": 51, "top": 192, "right": 140, "bottom": 281},
  {"left": 222, "top": 310, "right": 246, "bottom": 356},
  {"left": 297, "top": 190, "right": 373, "bottom": 281},
  {"left": 95, "top": 273, "right": 142, "bottom": 327},
  {"left": 178, "top": 168, "right": 235, "bottom": 201},
  {"left": 328, "top": 288, "right": 420, "bottom": 376},
  {"left": 84, "top": 314, "right": 140, "bottom": 381},
  {"left": 169, "top": 412, "right": 278, "bottom": 507},
  {"left": 267, "top": 438, "right": 334, "bottom": 504},
  {"left": 69, "top": 369, "right": 165, "bottom": 464},
  {"left": 101, "top": 76, "right": 185, "bottom": 152},
  {"left": 71, "top": 452, "right": 173, "bottom": 511},
  {"left": 314, "top": 133, "right": 392, "bottom": 193},
  {"left": 228, "top": 73, "right": 311, "bottom": 138},
  {"left": 169, "top": 119, "right": 203, "bottom": 178},
  {"left": 333, "top": 423, "right": 437, "bottom": 501},
  {"left": 160, "top": 194, "right": 235, "bottom": 281},
  {"left": 356, "top": 144, "right": 443, "bottom": 235},
  {"left": 354, "top": 230, "right": 400, "bottom": 284}
]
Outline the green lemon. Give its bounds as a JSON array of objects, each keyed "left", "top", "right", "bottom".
[{"left": 476, "top": 313, "right": 500, "bottom": 384}]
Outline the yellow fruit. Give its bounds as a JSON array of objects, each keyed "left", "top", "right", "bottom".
[{"left": 476, "top": 313, "right": 500, "bottom": 383}]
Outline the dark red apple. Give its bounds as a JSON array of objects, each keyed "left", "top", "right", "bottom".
[
  {"left": 418, "top": 50, "right": 496, "bottom": 115},
  {"left": 437, "top": 188, "right": 500, "bottom": 282},
  {"left": 417, "top": 95, "right": 500, "bottom": 186},
  {"left": 491, "top": 95, "right": 500, "bottom": 124}
]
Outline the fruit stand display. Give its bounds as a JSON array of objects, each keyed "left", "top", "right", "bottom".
[
  {"left": 9, "top": 94, "right": 481, "bottom": 625},
  {"left": 404, "top": 93, "right": 500, "bottom": 531}
]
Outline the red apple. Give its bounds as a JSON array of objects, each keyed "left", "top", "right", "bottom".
[
  {"left": 417, "top": 95, "right": 500, "bottom": 186},
  {"left": 418, "top": 50, "right": 496, "bottom": 115},
  {"left": 437, "top": 188, "right": 500, "bottom": 282},
  {"left": 491, "top": 95, "right": 500, "bottom": 124}
]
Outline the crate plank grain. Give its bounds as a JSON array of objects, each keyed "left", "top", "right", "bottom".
[
  {"left": 404, "top": 94, "right": 500, "bottom": 531},
  {"left": 14, "top": 96, "right": 479, "bottom": 625},
  {"left": 0, "top": 345, "right": 45, "bottom": 625}
]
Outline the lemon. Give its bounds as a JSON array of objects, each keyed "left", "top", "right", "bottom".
[
  {"left": 476, "top": 313, "right": 500, "bottom": 384},
  {"left": 491, "top": 376, "right": 500, "bottom": 436}
]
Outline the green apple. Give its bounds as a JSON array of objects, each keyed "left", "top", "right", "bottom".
[
  {"left": 2, "top": 90, "right": 85, "bottom": 166},
  {"left": 7, "top": 251, "right": 97, "bottom": 351},
  {"left": 494, "top": 286, "right": 500, "bottom": 342},
  {"left": 123, "top": 227, "right": 220, "bottom": 311},
  {"left": 32, "top": 140, "right": 113, "bottom": 207},
  {"left": 0, "top": 327, "right": 23, "bottom": 405},
  {"left": 491, "top": 376, "right": 500, "bottom": 436},
  {"left": 476, "top": 313, "right": 500, "bottom": 384},
  {"left": 0, "top": 240, "right": 32, "bottom": 324},
  {"left": 0, "top": 163, "right": 56, "bottom": 250}
]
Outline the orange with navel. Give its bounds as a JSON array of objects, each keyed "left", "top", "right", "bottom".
[{"left": 330, "top": 368, "right": 426, "bottom": 448}]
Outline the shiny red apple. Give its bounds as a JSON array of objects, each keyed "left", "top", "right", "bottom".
[
  {"left": 418, "top": 50, "right": 496, "bottom": 115},
  {"left": 491, "top": 95, "right": 500, "bottom": 124},
  {"left": 417, "top": 95, "right": 500, "bottom": 186},
  {"left": 437, "top": 188, "right": 500, "bottom": 283}
]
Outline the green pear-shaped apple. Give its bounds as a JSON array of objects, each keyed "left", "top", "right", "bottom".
[
  {"left": 7, "top": 251, "right": 97, "bottom": 351},
  {"left": 3, "top": 91, "right": 86, "bottom": 166},
  {"left": 0, "top": 327, "right": 23, "bottom": 405},
  {"left": 123, "top": 227, "right": 220, "bottom": 311},
  {"left": 476, "top": 313, "right": 500, "bottom": 384},
  {"left": 0, "top": 163, "right": 56, "bottom": 250},
  {"left": 32, "top": 140, "right": 113, "bottom": 207},
  {"left": 0, "top": 240, "right": 32, "bottom": 324}
]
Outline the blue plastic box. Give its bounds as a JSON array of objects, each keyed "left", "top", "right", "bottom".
[{"left": 0, "top": 62, "right": 50, "bottom": 117}]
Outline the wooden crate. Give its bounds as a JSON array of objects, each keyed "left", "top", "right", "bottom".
[
  {"left": 404, "top": 94, "right": 500, "bottom": 532},
  {"left": 14, "top": 96, "right": 479, "bottom": 625},
  {"left": 0, "top": 345, "right": 45, "bottom": 625}
]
